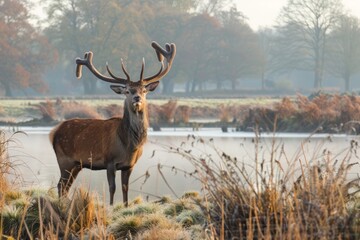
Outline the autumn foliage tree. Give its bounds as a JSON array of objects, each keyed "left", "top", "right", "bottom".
[{"left": 0, "top": 0, "right": 56, "bottom": 96}]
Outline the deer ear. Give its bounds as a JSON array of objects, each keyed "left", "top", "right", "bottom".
[
  {"left": 145, "top": 81, "right": 160, "bottom": 92},
  {"left": 110, "top": 85, "right": 127, "bottom": 94}
]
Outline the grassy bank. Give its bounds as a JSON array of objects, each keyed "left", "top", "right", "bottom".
[
  {"left": 0, "top": 97, "right": 278, "bottom": 127},
  {"left": 2, "top": 94, "right": 360, "bottom": 134}
]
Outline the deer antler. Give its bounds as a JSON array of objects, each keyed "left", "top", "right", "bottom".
[
  {"left": 142, "top": 41, "right": 176, "bottom": 85},
  {"left": 76, "top": 41, "right": 176, "bottom": 86},
  {"left": 76, "top": 51, "right": 128, "bottom": 85}
]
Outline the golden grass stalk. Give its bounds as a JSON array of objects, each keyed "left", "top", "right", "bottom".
[{"left": 165, "top": 133, "right": 360, "bottom": 239}]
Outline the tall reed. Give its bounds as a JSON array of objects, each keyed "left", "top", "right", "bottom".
[{"left": 165, "top": 131, "right": 360, "bottom": 239}]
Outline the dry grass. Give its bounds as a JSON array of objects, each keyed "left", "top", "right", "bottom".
[
  {"left": 0, "top": 186, "right": 207, "bottom": 239},
  {"left": 0, "top": 187, "right": 111, "bottom": 239},
  {"left": 165, "top": 133, "right": 360, "bottom": 239},
  {"left": 0, "top": 130, "right": 9, "bottom": 206}
]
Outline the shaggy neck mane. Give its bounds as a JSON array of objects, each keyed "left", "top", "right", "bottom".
[{"left": 119, "top": 103, "right": 148, "bottom": 150}]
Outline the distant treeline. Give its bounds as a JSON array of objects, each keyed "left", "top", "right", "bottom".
[{"left": 1, "top": 0, "right": 360, "bottom": 97}]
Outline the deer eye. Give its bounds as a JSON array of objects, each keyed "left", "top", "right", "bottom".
[{"left": 125, "top": 90, "right": 130, "bottom": 94}]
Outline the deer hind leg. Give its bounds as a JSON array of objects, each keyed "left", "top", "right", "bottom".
[
  {"left": 58, "top": 163, "right": 81, "bottom": 198},
  {"left": 106, "top": 164, "right": 116, "bottom": 205},
  {"left": 121, "top": 168, "right": 133, "bottom": 207}
]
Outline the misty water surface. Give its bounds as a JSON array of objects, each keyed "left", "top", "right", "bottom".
[{"left": 3, "top": 126, "right": 360, "bottom": 203}]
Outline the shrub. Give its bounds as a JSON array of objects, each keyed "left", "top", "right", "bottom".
[
  {"left": 101, "top": 104, "right": 123, "bottom": 118},
  {"left": 149, "top": 100, "right": 178, "bottom": 123},
  {"left": 1, "top": 205, "right": 23, "bottom": 237},
  {"left": 61, "top": 101, "right": 102, "bottom": 120},
  {"left": 275, "top": 97, "right": 297, "bottom": 119},
  {"left": 175, "top": 105, "right": 191, "bottom": 123},
  {"left": 242, "top": 94, "right": 360, "bottom": 133},
  {"left": 38, "top": 100, "right": 57, "bottom": 122},
  {"left": 219, "top": 104, "right": 241, "bottom": 123},
  {"left": 1, "top": 187, "right": 111, "bottom": 239},
  {"left": 110, "top": 212, "right": 183, "bottom": 239}
]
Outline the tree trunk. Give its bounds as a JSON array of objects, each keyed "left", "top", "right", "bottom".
[
  {"left": 185, "top": 80, "right": 191, "bottom": 93},
  {"left": 231, "top": 79, "right": 236, "bottom": 90},
  {"left": 344, "top": 74, "right": 351, "bottom": 92},
  {"left": 162, "top": 78, "right": 174, "bottom": 94},
  {"left": 216, "top": 78, "right": 222, "bottom": 90},
  {"left": 314, "top": 58, "right": 322, "bottom": 89},
  {"left": 314, "top": 38, "right": 323, "bottom": 89},
  {"left": 82, "top": 74, "right": 97, "bottom": 95},
  {"left": 89, "top": 79, "right": 97, "bottom": 94},
  {"left": 261, "top": 72, "right": 265, "bottom": 90},
  {"left": 191, "top": 80, "right": 196, "bottom": 92},
  {"left": 83, "top": 80, "right": 91, "bottom": 95},
  {"left": 3, "top": 82, "right": 12, "bottom": 97}
]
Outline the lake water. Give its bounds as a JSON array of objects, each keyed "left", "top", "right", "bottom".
[{"left": 2, "top": 126, "right": 360, "bottom": 204}]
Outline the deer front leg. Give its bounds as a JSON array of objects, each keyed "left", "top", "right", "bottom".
[
  {"left": 106, "top": 164, "right": 116, "bottom": 205},
  {"left": 121, "top": 168, "right": 133, "bottom": 207}
]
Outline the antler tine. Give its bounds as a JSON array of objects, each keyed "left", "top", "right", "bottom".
[
  {"left": 106, "top": 62, "right": 129, "bottom": 82},
  {"left": 143, "top": 61, "right": 164, "bottom": 82},
  {"left": 120, "top": 59, "right": 131, "bottom": 81},
  {"left": 143, "top": 41, "right": 176, "bottom": 85},
  {"left": 140, "top": 58, "right": 145, "bottom": 81},
  {"left": 75, "top": 51, "right": 128, "bottom": 85}
]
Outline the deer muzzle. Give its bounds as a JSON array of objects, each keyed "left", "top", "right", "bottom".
[{"left": 132, "top": 97, "right": 143, "bottom": 112}]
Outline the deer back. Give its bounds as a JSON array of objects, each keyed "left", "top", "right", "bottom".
[{"left": 51, "top": 118, "right": 123, "bottom": 167}]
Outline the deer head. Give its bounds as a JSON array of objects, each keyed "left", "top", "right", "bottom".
[{"left": 75, "top": 42, "right": 176, "bottom": 113}]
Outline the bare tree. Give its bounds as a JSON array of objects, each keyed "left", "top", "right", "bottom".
[
  {"left": 198, "top": 0, "right": 232, "bottom": 15},
  {"left": 276, "top": 0, "right": 344, "bottom": 89},
  {"left": 327, "top": 14, "right": 360, "bottom": 91},
  {"left": 217, "top": 6, "right": 262, "bottom": 90}
]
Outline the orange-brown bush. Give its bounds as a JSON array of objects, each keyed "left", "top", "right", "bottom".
[
  {"left": 148, "top": 100, "right": 178, "bottom": 124},
  {"left": 243, "top": 94, "right": 360, "bottom": 133},
  {"left": 340, "top": 95, "right": 360, "bottom": 123},
  {"left": 61, "top": 101, "right": 102, "bottom": 120},
  {"left": 175, "top": 105, "right": 191, "bottom": 123},
  {"left": 101, "top": 104, "right": 123, "bottom": 118},
  {"left": 38, "top": 100, "right": 57, "bottom": 122},
  {"left": 297, "top": 94, "right": 322, "bottom": 123},
  {"left": 275, "top": 97, "right": 297, "bottom": 119},
  {"left": 191, "top": 106, "right": 218, "bottom": 119},
  {"left": 219, "top": 104, "right": 235, "bottom": 122}
]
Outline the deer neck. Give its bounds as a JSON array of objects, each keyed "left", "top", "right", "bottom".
[{"left": 119, "top": 103, "right": 148, "bottom": 150}]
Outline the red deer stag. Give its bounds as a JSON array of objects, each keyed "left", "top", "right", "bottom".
[{"left": 50, "top": 42, "right": 176, "bottom": 206}]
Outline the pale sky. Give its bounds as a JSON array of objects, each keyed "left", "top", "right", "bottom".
[
  {"left": 234, "top": 0, "right": 360, "bottom": 30},
  {"left": 31, "top": 0, "right": 360, "bottom": 30}
]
